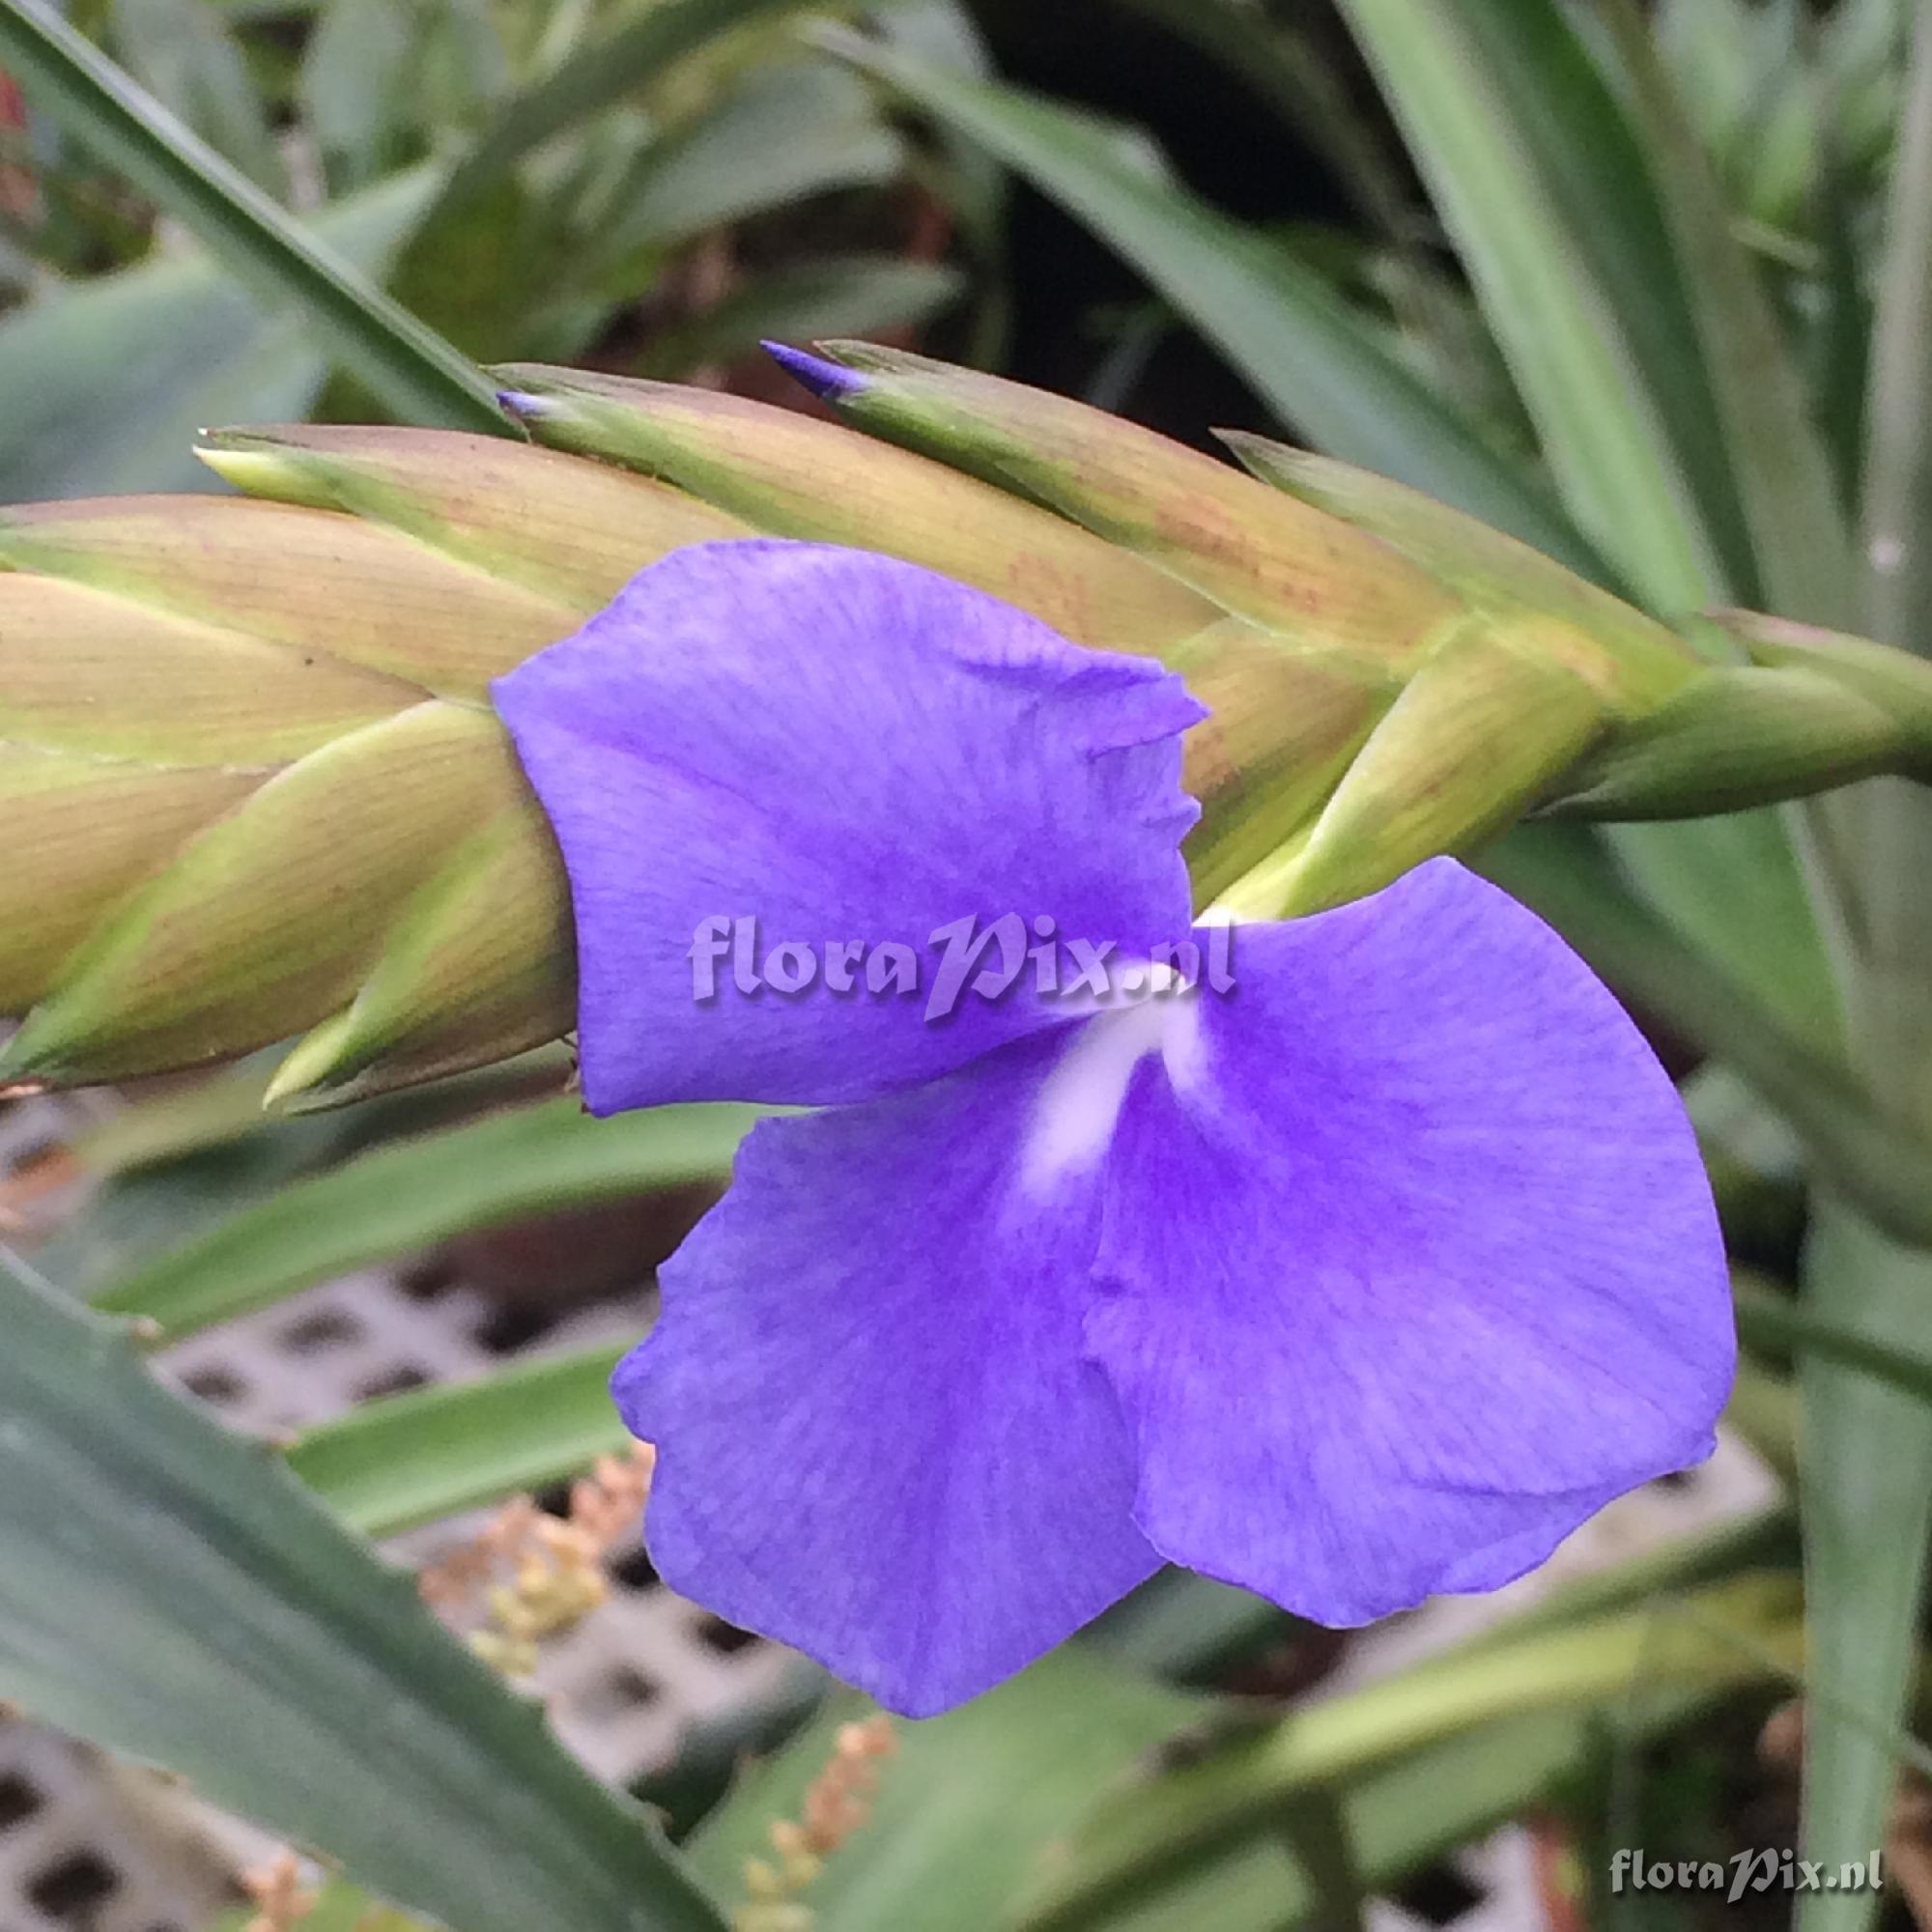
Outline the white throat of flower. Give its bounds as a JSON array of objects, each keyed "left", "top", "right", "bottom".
[{"left": 1022, "top": 959, "right": 1206, "bottom": 1191}]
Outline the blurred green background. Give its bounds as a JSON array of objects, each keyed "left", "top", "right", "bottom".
[{"left": 4, "top": 5, "right": 1932, "bottom": 1932}]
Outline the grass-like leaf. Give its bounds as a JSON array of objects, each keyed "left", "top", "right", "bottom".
[
  {"left": 1331, "top": 0, "right": 1726, "bottom": 611},
  {"left": 400, "top": 0, "right": 867, "bottom": 262},
  {"left": 1797, "top": 1208, "right": 1932, "bottom": 1932},
  {"left": 1020, "top": 1576, "right": 1802, "bottom": 1930},
  {"left": 287, "top": 1341, "right": 629, "bottom": 1537},
  {"left": 1794, "top": 10, "right": 1932, "bottom": 1923},
  {"left": 1106, "top": 0, "right": 1415, "bottom": 242},
  {"left": 0, "top": 1249, "right": 726, "bottom": 1932},
  {"left": 1052, "top": 1710, "right": 1684, "bottom": 1932},
  {"left": 1308, "top": 8, "right": 1845, "bottom": 1044},
  {"left": 95, "top": 1096, "right": 760, "bottom": 1340},
  {"left": 1598, "top": 0, "right": 1857, "bottom": 628}
]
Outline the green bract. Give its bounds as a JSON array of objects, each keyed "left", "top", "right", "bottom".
[{"left": 7, "top": 351, "right": 1932, "bottom": 1106}]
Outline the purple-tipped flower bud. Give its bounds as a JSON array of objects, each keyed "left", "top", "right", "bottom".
[{"left": 760, "top": 341, "right": 870, "bottom": 402}]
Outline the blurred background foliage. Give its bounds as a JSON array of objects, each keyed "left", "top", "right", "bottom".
[
  {"left": 0, "top": 0, "right": 1911, "bottom": 511},
  {"left": 6, "top": 2, "right": 1932, "bottom": 1930},
  {"left": 0, "top": 0, "right": 984, "bottom": 496}
]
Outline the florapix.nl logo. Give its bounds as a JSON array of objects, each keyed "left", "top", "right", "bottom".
[
  {"left": 687, "top": 914, "right": 1236, "bottom": 1020},
  {"left": 1609, "top": 1850, "right": 1882, "bottom": 1904}
]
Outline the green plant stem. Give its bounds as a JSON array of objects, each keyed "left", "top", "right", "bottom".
[{"left": 1797, "top": 7, "right": 1932, "bottom": 1923}]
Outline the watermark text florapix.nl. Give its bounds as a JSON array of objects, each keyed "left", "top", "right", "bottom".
[{"left": 1610, "top": 1849, "right": 1881, "bottom": 1904}]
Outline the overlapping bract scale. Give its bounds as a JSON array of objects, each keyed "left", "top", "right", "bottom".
[{"left": 8, "top": 350, "right": 1932, "bottom": 1103}]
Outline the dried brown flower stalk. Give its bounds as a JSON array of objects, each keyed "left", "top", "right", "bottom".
[
  {"left": 241, "top": 1852, "right": 317, "bottom": 1932},
  {"left": 734, "top": 1715, "right": 898, "bottom": 1932},
  {"left": 416, "top": 1443, "right": 654, "bottom": 1675}
]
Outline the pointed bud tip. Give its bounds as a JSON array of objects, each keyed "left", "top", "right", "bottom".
[
  {"left": 496, "top": 389, "right": 550, "bottom": 422},
  {"left": 262, "top": 1013, "right": 358, "bottom": 1113},
  {"left": 194, "top": 445, "right": 296, "bottom": 496},
  {"left": 761, "top": 341, "right": 867, "bottom": 403}
]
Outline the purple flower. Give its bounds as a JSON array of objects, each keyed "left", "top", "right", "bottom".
[{"left": 494, "top": 540, "right": 1733, "bottom": 1717}]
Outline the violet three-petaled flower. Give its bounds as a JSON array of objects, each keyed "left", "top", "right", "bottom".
[{"left": 492, "top": 540, "right": 1734, "bottom": 1717}]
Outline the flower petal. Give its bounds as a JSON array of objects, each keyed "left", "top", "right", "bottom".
[
  {"left": 616, "top": 1026, "right": 1160, "bottom": 1715},
  {"left": 1082, "top": 859, "right": 1733, "bottom": 1626},
  {"left": 492, "top": 540, "right": 1202, "bottom": 1109}
]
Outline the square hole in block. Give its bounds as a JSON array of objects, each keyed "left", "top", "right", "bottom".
[
  {"left": 532, "top": 1481, "right": 574, "bottom": 1520},
  {"left": 695, "top": 1615, "right": 759, "bottom": 1657},
  {"left": 1390, "top": 1860, "right": 1485, "bottom": 1925},
  {"left": 0, "top": 1770, "right": 42, "bottom": 1831},
  {"left": 181, "top": 1366, "right": 247, "bottom": 1405},
  {"left": 473, "top": 1303, "right": 563, "bottom": 1355},
  {"left": 280, "top": 1308, "right": 363, "bottom": 1353},
  {"left": 582, "top": 1665, "right": 661, "bottom": 1719},
  {"left": 355, "top": 1364, "right": 432, "bottom": 1403},
  {"left": 610, "top": 1548, "right": 659, "bottom": 1593},
  {"left": 28, "top": 1848, "right": 120, "bottom": 1920},
  {"left": 398, "top": 1258, "right": 460, "bottom": 1302}
]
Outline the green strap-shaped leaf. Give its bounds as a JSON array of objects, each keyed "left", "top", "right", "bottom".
[
  {"left": 105, "top": 0, "right": 286, "bottom": 196},
  {"left": 1021, "top": 1575, "right": 1803, "bottom": 1930},
  {"left": 1865, "top": 14, "right": 1932, "bottom": 659},
  {"left": 1597, "top": 0, "right": 1857, "bottom": 628},
  {"left": 1601, "top": 811, "right": 1844, "bottom": 1053},
  {"left": 0, "top": 0, "right": 502, "bottom": 432},
  {"left": 95, "top": 1095, "right": 762, "bottom": 1339},
  {"left": 353, "top": 0, "right": 894, "bottom": 376},
  {"left": 1330, "top": 0, "right": 1727, "bottom": 611},
  {"left": 1045, "top": 1707, "right": 1699, "bottom": 1932},
  {"left": 1795, "top": 5, "right": 1932, "bottom": 1922},
  {"left": 829, "top": 33, "right": 1602, "bottom": 580},
  {"left": 0, "top": 168, "right": 440, "bottom": 500},
  {"left": 1068, "top": 1506, "right": 1789, "bottom": 1932},
  {"left": 0, "top": 1250, "right": 727, "bottom": 1932},
  {"left": 586, "top": 60, "right": 904, "bottom": 269},
  {"left": 1797, "top": 1207, "right": 1932, "bottom": 1932},
  {"left": 287, "top": 1340, "right": 629, "bottom": 1538},
  {"left": 1104, "top": 0, "right": 1416, "bottom": 241}
]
